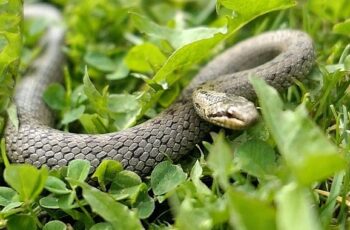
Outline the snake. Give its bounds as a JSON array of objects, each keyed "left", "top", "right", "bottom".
[{"left": 4, "top": 4, "right": 315, "bottom": 176}]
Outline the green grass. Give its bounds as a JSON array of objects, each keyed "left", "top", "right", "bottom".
[{"left": 0, "top": 0, "right": 350, "bottom": 229}]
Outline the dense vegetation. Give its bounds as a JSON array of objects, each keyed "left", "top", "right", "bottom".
[{"left": 0, "top": 0, "right": 350, "bottom": 229}]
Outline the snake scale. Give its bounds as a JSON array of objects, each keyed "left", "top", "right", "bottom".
[{"left": 4, "top": 4, "right": 315, "bottom": 176}]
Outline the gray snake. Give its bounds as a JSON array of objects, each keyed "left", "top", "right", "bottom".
[{"left": 4, "top": 4, "right": 315, "bottom": 176}]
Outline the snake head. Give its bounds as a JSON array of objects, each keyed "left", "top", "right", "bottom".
[{"left": 193, "top": 90, "right": 259, "bottom": 130}]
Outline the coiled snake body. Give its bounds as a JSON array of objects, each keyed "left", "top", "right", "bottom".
[{"left": 5, "top": 5, "right": 315, "bottom": 176}]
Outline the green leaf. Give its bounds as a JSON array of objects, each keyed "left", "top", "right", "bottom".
[
  {"left": 190, "top": 161, "right": 211, "bottom": 195},
  {"left": 43, "top": 220, "right": 67, "bottom": 230},
  {"left": 227, "top": 188, "right": 276, "bottom": 230},
  {"left": 151, "top": 33, "right": 224, "bottom": 89},
  {"left": 150, "top": 161, "right": 187, "bottom": 196},
  {"left": 69, "top": 179, "right": 143, "bottom": 230},
  {"left": 83, "top": 68, "right": 108, "bottom": 116},
  {"left": 235, "top": 139, "right": 277, "bottom": 179},
  {"left": 333, "top": 19, "right": 350, "bottom": 36},
  {"left": 92, "top": 160, "right": 123, "bottom": 189},
  {"left": 109, "top": 171, "right": 143, "bottom": 201},
  {"left": 307, "top": 0, "right": 350, "bottom": 22},
  {"left": 134, "top": 188, "right": 155, "bottom": 219},
  {"left": 90, "top": 222, "right": 113, "bottom": 230},
  {"left": 4, "top": 165, "right": 48, "bottom": 202},
  {"left": 39, "top": 196, "right": 59, "bottom": 209},
  {"left": 66, "top": 160, "right": 91, "bottom": 186},
  {"left": 61, "top": 208, "right": 93, "bottom": 227},
  {"left": 276, "top": 183, "right": 321, "bottom": 230},
  {"left": 124, "top": 43, "right": 167, "bottom": 73},
  {"left": 1, "top": 201, "right": 22, "bottom": 213},
  {"left": 131, "top": 13, "right": 226, "bottom": 49},
  {"left": 61, "top": 105, "right": 85, "bottom": 125},
  {"left": 6, "top": 103, "right": 18, "bottom": 131},
  {"left": 57, "top": 192, "right": 75, "bottom": 210},
  {"left": 207, "top": 132, "right": 234, "bottom": 188},
  {"left": 345, "top": 55, "right": 350, "bottom": 70},
  {"left": 24, "top": 17, "right": 48, "bottom": 42},
  {"left": 207, "top": 199, "right": 229, "bottom": 225},
  {"left": 158, "top": 84, "right": 180, "bottom": 108},
  {"left": 319, "top": 171, "right": 345, "bottom": 226},
  {"left": 110, "top": 171, "right": 142, "bottom": 191},
  {"left": 217, "top": 0, "right": 296, "bottom": 31},
  {"left": 71, "top": 84, "right": 87, "bottom": 105},
  {"left": 0, "top": 0, "right": 21, "bottom": 114},
  {"left": 108, "top": 94, "right": 139, "bottom": 113},
  {"left": 43, "top": 83, "right": 66, "bottom": 110},
  {"left": 79, "top": 113, "right": 109, "bottom": 134},
  {"left": 7, "top": 214, "right": 37, "bottom": 230},
  {"left": 111, "top": 109, "right": 140, "bottom": 130},
  {"left": 45, "top": 176, "right": 71, "bottom": 194},
  {"left": 175, "top": 198, "right": 213, "bottom": 230},
  {"left": 84, "top": 51, "right": 119, "bottom": 72},
  {"left": 0, "top": 116, "right": 4, "bottom": 131},
  {"left": 106, "top": 61, "right": 129, "bottom": 80},
  {"left": 0, "top": 187, "right": 18, "bottom": 206},
  {"left": 0, "top": 139, "right": 9, "bottom": 167},
  {"left": 251, "top": 77, "right": 346, "bottom": 185}
]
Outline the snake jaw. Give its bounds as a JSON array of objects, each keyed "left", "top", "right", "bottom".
[
  {"left": 207, "top": 112, "right": 246, "bottom": 130},
  {"left": 207, "top": 102, "right": 259, "bottom": 130},
  {"left": 227, "top": 104, "right": 259, "bottom": 128}
]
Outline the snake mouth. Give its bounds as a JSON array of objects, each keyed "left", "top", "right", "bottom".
[
  {"left": 208, "top": 111, "right": 237, "bottom": 119},
  {"left": 206, "top": 104, "right": 259, "bottom": 130},
  {"left": 209, "top": 116, "right": 246, "bottom": 130},
  {"left": 208, "top": 110, "right": 248, "bottom": 130}
]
